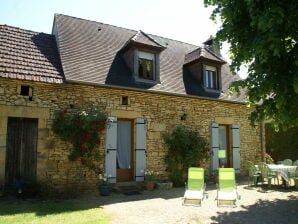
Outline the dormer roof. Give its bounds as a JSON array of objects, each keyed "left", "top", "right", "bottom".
[
  {"left": 127, "top": 30, "right": 165, "bottom": 50},
  {"left": 184, "top": 47, "right": 226, "bottom": 65}
]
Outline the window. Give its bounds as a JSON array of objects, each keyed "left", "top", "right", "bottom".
[
  {"left": 121, "top": 96, "right": 128, "bottom": 105},
  {"left": 19, "top": 85, "right": 33, "bottom": 101},
  {"left": 138, "top": 51, "right": 155, "bottom": 80},
  {"left": 20, "top": 85, "right": 30, "bottom": 96},
  {"left": 204, "top": 65, "right": 219, "bottom": 90}
]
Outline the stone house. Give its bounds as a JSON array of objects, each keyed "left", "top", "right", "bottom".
[{"left": 0, "top": 14, "right": 263, "bottom": 194}]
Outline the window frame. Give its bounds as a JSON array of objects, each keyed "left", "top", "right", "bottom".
[
  {"left": 204, "top": 65, "right": 220, "bottom": 91},
  {"left": 137, "top": 51, "right": 155, "bottom": 81}
]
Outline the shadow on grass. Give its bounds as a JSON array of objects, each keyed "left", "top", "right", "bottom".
[
  {"left": 0, "top": 198, "right": 102, "bottom": 217},
  {"left": 211, "top": 196, "right": 298, "bottom": 224}
]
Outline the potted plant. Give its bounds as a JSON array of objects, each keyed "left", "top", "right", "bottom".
[
  {"left": 144, "top": 169, "right": 157, "bottom": 191},
  {"left": 98, "top": 173, "right": 110, "bottom": 196}
]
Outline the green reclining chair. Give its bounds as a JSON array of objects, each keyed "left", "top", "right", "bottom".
[
  {"left": 217, "top": 168, "right": 240, "bottom": 207},
  {"left": 183, "top": 167, "right": 207, "bottom": 206}
]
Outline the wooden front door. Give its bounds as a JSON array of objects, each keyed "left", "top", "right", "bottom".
[
  {"left": 116, "top": 119, "right": 133, "bottom": 182},
  {"left": 5, "top": 118, "right": 38, "bottom": 186}
]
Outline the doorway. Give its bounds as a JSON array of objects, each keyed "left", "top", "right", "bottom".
[
  {"left": 5, "top": 117, "right": 38, "bottom": 187},
  {"left": 116, "top": 119, "right": 133, "bottom": 182},
  {"left": 218, "top": 125, "right": 231, "bottom": 168}
]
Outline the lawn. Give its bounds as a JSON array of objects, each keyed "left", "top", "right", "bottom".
[{"left": 0, "top": 199, "right": 110, "bottom": 224}]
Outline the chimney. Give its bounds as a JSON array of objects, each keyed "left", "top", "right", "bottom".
[{"left": 203, "top": 36, "right": 221, "bottom": 56}]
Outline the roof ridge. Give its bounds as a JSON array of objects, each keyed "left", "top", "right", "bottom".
[
  {"left": 0, "top": 24, "right": 53, "bottom": 36},
  {"left": 54, "top": 13, "right": 200, "bottom": 48},
  {"left": 55, "top": 13, "right": 138, "bottom": 34}
]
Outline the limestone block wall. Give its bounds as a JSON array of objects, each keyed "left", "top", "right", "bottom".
[{"left": 0, "top": 78, "right": 263, "bottom": 194}]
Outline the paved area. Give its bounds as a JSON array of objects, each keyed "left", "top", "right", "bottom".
[{"left": 83, "top": 179, "right": 298, "bottom": 224}]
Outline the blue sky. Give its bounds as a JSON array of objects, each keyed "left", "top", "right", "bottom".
[
  {"left": 0, "top": 0, "right": 217, "bottom": 46},
  {"left": 0, "top": 0, "right": 247, "bottom": 77}
]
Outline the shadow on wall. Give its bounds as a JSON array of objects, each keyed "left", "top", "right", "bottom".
[{"left": 211, "top": 196, "right": 298, "bottom": 224}]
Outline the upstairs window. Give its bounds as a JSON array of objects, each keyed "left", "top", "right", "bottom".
[
  {"left": 204, "top": 65, "right": 219, "bottom": 90},
  {"left": 138, "top": 51, "right": 155, "bottom": 80}
]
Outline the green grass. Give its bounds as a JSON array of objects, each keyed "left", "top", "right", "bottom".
[{"left": 0, "top": 199, "right": 110, "bottom": 224}]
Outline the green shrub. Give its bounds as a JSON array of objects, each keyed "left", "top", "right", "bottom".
[{"left": 163, "top": 125, "right": 209, "bottom": 186}]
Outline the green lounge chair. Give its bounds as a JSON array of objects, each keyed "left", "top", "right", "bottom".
[
  {"left": 217, "top": 168, "right": 240, "bottom": 207},
  {"left": 183, "top": 167, "right": 207, "bottom": 206}
]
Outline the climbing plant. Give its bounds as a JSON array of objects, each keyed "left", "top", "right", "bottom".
[{"left": 52, "top": 107, "right": 107, "bottom": 170}]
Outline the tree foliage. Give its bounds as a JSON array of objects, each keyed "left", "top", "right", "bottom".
[{"left": 205, "top": 0, "right": 298, "bottom": 130}]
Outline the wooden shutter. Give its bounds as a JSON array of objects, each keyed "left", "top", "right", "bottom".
[
  {"left": 105, "top": 117, "right": 117, "bottom": 183},
  {"left": 211, "top": 122, "right": 219, "bottom": 174},
  {"left": 232, "top": 124, "right": 241, "bottom": 173},
  {"left": 135, "top": 118, "right": 146, "bottom": 181}
]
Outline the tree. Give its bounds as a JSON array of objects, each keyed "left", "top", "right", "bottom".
[{"left": 204, "top": 0, "right": 298, "bottom": 130}]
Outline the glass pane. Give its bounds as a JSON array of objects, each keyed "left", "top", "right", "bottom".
[
  {"left": 219, "top": 126, "right": 227, "bottom": 165},
  {"left": 138, "top": 58, "right": 154, "bottom": 80},
  {"left": 117, "top": 121, "right": 131, "bottom": 169}
]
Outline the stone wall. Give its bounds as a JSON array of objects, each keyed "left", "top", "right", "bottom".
[{"left": 0, "top": 78, "right": 263, "bottom": 194}]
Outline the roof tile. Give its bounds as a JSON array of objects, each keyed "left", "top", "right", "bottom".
[{"left": 0, "top": 24, "right": 64, "bottom": 83}]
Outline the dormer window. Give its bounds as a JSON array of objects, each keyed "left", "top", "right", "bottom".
[
  {"left": 121, "top": 30, "right": 165, "bottom": 84},
  {"left": 138, "top": 51, "right": 155, "bottom": 80},
  {"left": 204, "top": 65, "right": 219, "bottom": 90}
]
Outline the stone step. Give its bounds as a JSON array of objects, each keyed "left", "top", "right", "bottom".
[{"left": 113, "top": 181, "right": 144, "bottom": 193}]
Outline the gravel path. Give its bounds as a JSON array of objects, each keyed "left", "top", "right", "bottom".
[{"left": 83, "top": 179, "right": 298, "bottom": 224}]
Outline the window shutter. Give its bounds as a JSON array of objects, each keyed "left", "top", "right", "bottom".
[
  {"left": 105, "top": 117, "right": 117, "bottom": 183},
  {"left": 135, "top": 118, "right": 147, "bottom": 181},
  {"left": 232, "top": 124, "right": 241, "bottom": 173},
  {"left": 211, "top": 122, "right": 219, "bottom": 174}
]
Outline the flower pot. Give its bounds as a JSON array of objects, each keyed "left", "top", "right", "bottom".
[
  {"left": 99, "top": 185, "right": 110, "bottom": 196},
  {"left": 145, "top": 181, "right": 155, "bottom": 191}
]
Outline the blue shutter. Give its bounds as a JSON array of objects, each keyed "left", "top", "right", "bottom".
[
  {"left": 135, "top": 118, "right": 146, "bottom": 181},
  {"left": 211, "top": 122, "right": 219, "bottom": 174},
  {"left": 105, "top": 117, "right": 117, "bottom": 183},
  {"left": 232, "top": 124, "right": 241, "bottom": 173}
]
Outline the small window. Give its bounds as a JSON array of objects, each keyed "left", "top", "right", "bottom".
[
  {"left": 204, "top": 65, "right": 219, "bottom": 90},
  {"left": 19, "top": 85, "right": 33, "bottom": 101},
  {"left": 121, "top": 96, "right": 128, "bottom": 105},
  {"left": 20, "top": 86, "right": 30, "bottom": 96},
  {"left": 138, "top": 51, "right": 155, "bottom": 80}
]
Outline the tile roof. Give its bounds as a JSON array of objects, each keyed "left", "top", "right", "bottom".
[
  {"left": 184, "top": 47, "right": 226, "bottom": 65},
  {"left": 54, "top": 14, "right": 244, "bottom": 102},
  {"left": 0, "top": 24, "right": 64, "bottom": 83},
  {"left": 129, "top": 30, "right": 165, "bottom": 49}
]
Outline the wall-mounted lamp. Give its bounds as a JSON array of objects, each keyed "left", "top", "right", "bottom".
[{"left": 180, "top": 113, "right": 187, "bottom": 121}]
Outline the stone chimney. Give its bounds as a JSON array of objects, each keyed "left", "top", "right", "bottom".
[{"left": 203, "top": 36, "right": 221, "bottom": 56}]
